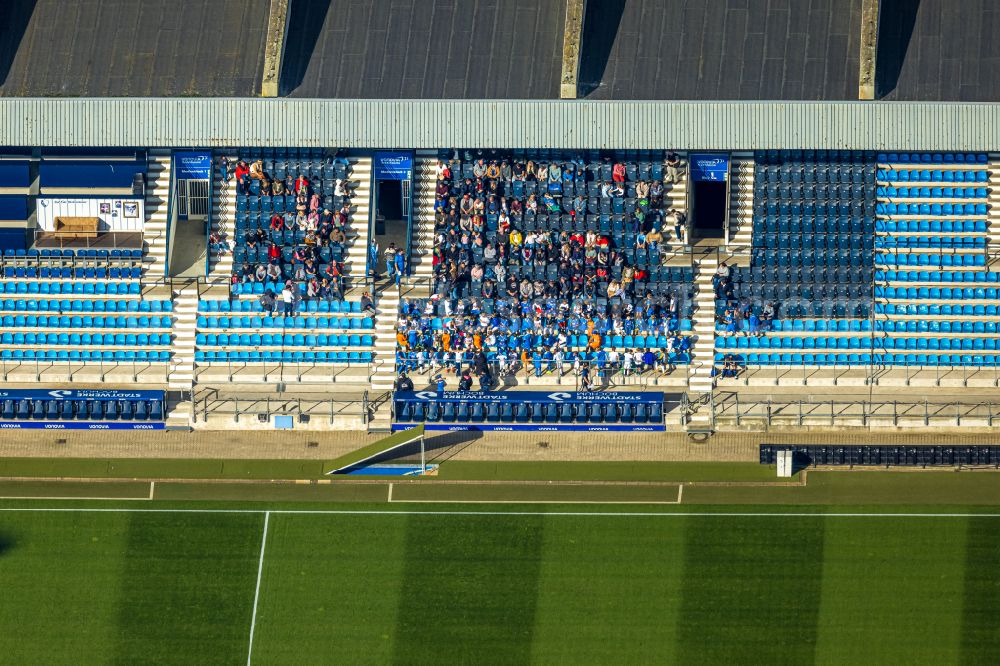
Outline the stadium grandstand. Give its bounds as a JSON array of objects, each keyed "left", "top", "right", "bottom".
[{"left": 0, "top": 0, "right": 999, "bottom": 434}]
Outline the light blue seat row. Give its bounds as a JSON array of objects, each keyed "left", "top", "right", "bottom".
[
  {"left": 877, "top": 202, "right": 988, "bottom": 216},
  {"left": 0, "top": 332, "right": 170, "bottom": 346},
  {"left": 877, "top": 153, "right": 988, "bottom": 164},
  {"left": 197, "top": 316, "right": 373, "bottom": 330},
  {"left": 874, "top": 236, "right": 986, "bottom": 249},
  {"left": 877, "top": 303, "right": 1000, "bottom": 316},
  {"left": 1, "top": 315, "right": 171, "bottom": 328},
  {"left": 716, "top": 352, "right": 873, "bottom": 366},
  {"left": 877, "top": 186, "right": 987, "bottom": 199},
  {"left": 876, "top": 253, "right": 986, "bottom": 267},
  {"left": 876, "top": 219, "right": 988, "bottom": 233},
  {"left": 717, "top": 336, "right": 870, "bottom": 350},
  {"left": 200, "top": 299, "right": 364, "bottom": 314},
  {"left": 2, "top": 267, "right": 142, "bottom": 279},
  {"left": 719, "top": 352, "right": 1000, "bottom": 367},
  {"left": 877, "top": 320, "right": 1000, "bottom": 334},
  {"left": 875, "top": 338, "right": 1000, "bottom": 351},
  {"left": 196, "top": 333, "right": 373, "bottom": 347},
  {"left": 0, "top": 281, "right": 141, "bottom": 295},
  {"left": 195, "top": 350, "right": 373, "bottom": 363},
  {"left": 877, "top": 286, "right": 999, "bottom": 299},
  {"left": 0, "top": 350, "right": 170, "bottom": 362},
  {"left": 768, "top": 319, "right": 872, "bottom": 333},
  {"left": 231, "top": 282, "right": 324, "bottom": 296},
  {"left": 876, "top": 270, "right": 1000, "bottom": 282},
  {"left": 0, "top": 299, "right": 171, "bottom": 312},
  {"left": 877, "top": 169, "right": 988, "bottom": 182}
]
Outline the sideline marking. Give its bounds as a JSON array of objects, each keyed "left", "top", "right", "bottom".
[
  {"left": 246, "top": 511, "right": 270, "bottom": 666},
  {"left": 0, "top": 507, "right": 998, "bottom": 518},
  {"left": 677, "top": 484, "right": 683, "bottom": 504},
  {"left": 149, "top": 481, "right": 155, "bottom": 500},
  {"left": 387, "top": 483, "right": 393, "bottom": 503}
]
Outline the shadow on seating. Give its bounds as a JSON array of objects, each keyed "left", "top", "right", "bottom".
[
  {"left": 876, "top": 0, "right": 921, "bottom": 99},
  {"left": 280, "top": 0, "right": 333, "bottom": 96},
  {"left": 578, "top": 0, "right": 626, "bottom": 97},
  {"left": 0, "top": 0, "right": 37, "bottom": 88}
]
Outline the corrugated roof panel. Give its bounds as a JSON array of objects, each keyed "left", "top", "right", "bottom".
[{"left": 2, "top": 99, "right": 1000, "bottom": 150}]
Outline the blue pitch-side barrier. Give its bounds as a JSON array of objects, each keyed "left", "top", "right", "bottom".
[
  {"left": 0, "top": 422, "right": 164, "bottom": 430},
  {"left": 393, "top": 390, "right": 666, "bottom": 432}
]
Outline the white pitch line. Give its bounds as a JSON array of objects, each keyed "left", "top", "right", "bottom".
[
  {"left": 386, "top": 499, "right": 685, "bottom": 505},
  {"left": 246, "top": 511, "right": 271, "bottom": 666},
  {"left": 0, "top": 507, "right": 999, "bottom": 518},
  {"left": 387, "top": 483, "right": 393, "bottom": 503},
  {"left": 677, "top": 484, "right": 684, "bottom": 504},
  {"left": 149, "top": 481, "right": 155, "bottom": 500}
]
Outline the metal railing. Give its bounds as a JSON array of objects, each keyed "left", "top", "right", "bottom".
[
  {"left": 193, "top": 390, "right": 367, "bottom": 425},
  {"left": 710, "top": 394, "right": 1000, "bottom": 428}
]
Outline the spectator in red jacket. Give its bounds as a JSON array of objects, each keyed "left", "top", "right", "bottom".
[{"left": 234, "top": 160, "right": 250, "bottom": 194}]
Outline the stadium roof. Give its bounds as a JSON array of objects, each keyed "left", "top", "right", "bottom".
[
  {"left": 3, "top": 98, "right": 1000, "bottom": 151},
  {"left": 1, "top": 0, "right": 998, "bottom": 102},
  {"left": 282, "top": 0, "right": 566, "bottom": 98},
  {"left": 0, "top": 0, "right": 269, "bottom": 97}
]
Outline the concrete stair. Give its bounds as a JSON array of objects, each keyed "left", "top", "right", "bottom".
[
  {"left": 662, "top": 153, "right": 689, "bottom": 247},
  {"left": 370, "top": 286, "right": 400, "bottom": 393},
  {"left": 344, "top": 157, "right": 372, "bottom": 284},
  {"left": 410, "top": 150, "right": 439, "bottom": 280},
  {"left": 728, "top": 151, "right": 755, "bottom": 253},
  {"left": 167, "top": 282, "right": 199, "bottom": 389},
  {"left": 689, "top": 256, "right": 719, "bottom": 396},
  {"left": 208, "top": 153, "right": 236, "bottom": 285},
  {"left": 988, "top": 153, "right": 1000, "bottom": 251},
  {"left": 143, "top": 149, "right": 172, "bottom": 280}
]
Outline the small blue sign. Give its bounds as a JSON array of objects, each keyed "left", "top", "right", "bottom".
[
  {"left": 0, "top": 389, "right": 164, "bottom": 401},
  {"left": 0, "top": 422, "right": 165, "bottom": 430},
  {"left": 274, "top": 415, "right": 295, "bottom": 430},
  {"left": 373, "top": 152, "right": 413, "bottom": 181},
  {"left": 391, "top": 423, "right": 666, "bottom": 433},
  {"left": 174, "top": 151, "right": 213, "bottom": 180},
  {"left": 689, "top": 154, "right": 729, "bottom": 182}
]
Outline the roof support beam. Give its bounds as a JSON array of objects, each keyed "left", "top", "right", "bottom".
[
  {"left": 560, "top": 0, "right": 587, "bottom": 99},
  {"left": 859, "top": 0, "right": 880, "bottom": 100},
  {"left": 261, "top": 0, "right": 291, "bottom": 97}
]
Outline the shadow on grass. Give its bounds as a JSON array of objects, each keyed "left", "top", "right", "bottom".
[{"left": 0, "top": 532, "right": 16, "bottom": 557}]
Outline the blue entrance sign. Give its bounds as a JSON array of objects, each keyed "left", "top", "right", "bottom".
[
  {"left": 174, "top": 151, "right": 213, "bottom": 180},
  {"left": 0, "top": 389, "right": 165, "bottom": 401},
  {"left": 395, "top": 390, "right": 662, "bottom": 404},
  {"left": 689, "top": 154, "right": 729, "bottom": 182},
  {"left": 373, "top": 152, "right": 413, "bottom": 180}
]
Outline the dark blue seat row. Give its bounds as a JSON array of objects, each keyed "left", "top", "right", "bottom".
[
  {"left": 395, "top": 400, "right": 663, "bottom": 425},
  {"left": 0, "top": 398, "right": 163, "bottom": 421}
]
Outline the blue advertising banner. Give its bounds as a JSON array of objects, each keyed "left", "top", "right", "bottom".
[
  {"left": 0, "top": 422, "right": 165, "bottom": 430},
  {"left": 395, "top": 390, "right": 663, "bottom": 404},
  {"left": 689, "top": 153, "right": 729, "bottom": 182},
  {"left": 0, "top": 389, "right": 165, "bottom": 401},
  {"left": 373, "top": 151, "right": 413, "bottom": 180},
  {"left": 174, "top": 151, "right": 213, "bottom": 180},
  {"left": 392, "top": 423, "right": 666, "bottom": 433}
]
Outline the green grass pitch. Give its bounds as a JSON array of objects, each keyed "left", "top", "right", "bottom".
[{"left": 1, "top": 507, "right": 1000, "bottom": 664}]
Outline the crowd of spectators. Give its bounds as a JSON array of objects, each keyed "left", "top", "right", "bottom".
[
  {"left": 396, "top": 149, "right": 693, "bottom": 385},
  {"left": 222, "top": 154, "right": 354, "bottom": 303}
]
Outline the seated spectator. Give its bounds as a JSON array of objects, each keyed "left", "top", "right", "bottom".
[
  {"left": 234, "top": 160, "right": 250, "bottom": 194},
  {"left": 294, "top": 173, "right": 309, "bottom": 194}
]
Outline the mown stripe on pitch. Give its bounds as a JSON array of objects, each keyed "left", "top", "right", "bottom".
[
  {"left": 961, "top": 516, "right": 1000, "bottom": 665},
  {"left": 111, "top": 512, "right": 263, "bottom": 664},
  {"left": 392, "top": 513, "right": 544, "bottom": 664},
  {"left": 677, "top": 515, "right": 825, "bottom": 665}
]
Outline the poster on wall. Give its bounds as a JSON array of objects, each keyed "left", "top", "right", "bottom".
[
  {"left": 123, "top": 202, "right": 138, "bottom": 218},
  {"left": 99, "top": 202, "right": 110, "bottom": 214}
]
